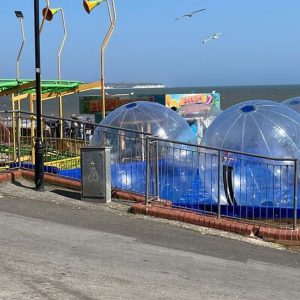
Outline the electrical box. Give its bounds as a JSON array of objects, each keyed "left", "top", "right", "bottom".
[{"left": 81, "top": 147, "right": 111, "bottom": 203}]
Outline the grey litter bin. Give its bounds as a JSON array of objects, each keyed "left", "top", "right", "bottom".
[{"left": 81, "top": 147, "right": 111, "bottom": 203}]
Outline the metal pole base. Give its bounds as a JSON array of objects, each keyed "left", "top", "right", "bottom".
[{"left": 35, "top": 138, "right": 44, "bottom": 191}]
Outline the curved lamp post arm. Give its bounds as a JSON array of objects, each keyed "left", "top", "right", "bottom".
[
  {"left": 40, "top": 5, "right": 67, "bottom": 79},
  {"left": 57, "top": 8, "right": 67, "bottom": 80},
  {"left": 100, "top": 0, "right": 117, "bottom": 119},
  {"left": 16, "top": 17, "right": 25, "bottom": 81},
  {"left": 41, "top": 6, "right": 67, "bottom": 138},
  {"left": 101, "top": 0, "right": 116, "bottom": 51},
  {"left": 56, "top": 8, "right": 67, "bottom": 139},
  {"left": 40, "top": 0, "right": 50, "bottom": 34}
]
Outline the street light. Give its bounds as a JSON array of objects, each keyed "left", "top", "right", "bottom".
[
  {"left": 83, "top": 0, "right": 116, "bottom": 120},
  {"left": 15, "top": 11, "right": 24, "bottom": 18},
  {"left": 15, "top": 11, "right": 25, "bottom": 81},
  {"left": 42, "top": 7, "right": 67, "bottom": 81},
  {"left": 34, "top": 0, "right": 44, "bottom": 191},
  {"left": 14, "top": 10, "right": 26, "bottom": 116},
  {"left": 83, "top": 0, "right": 102, "bottom": 13},
  {"left": 42, "top": 6, "right": 67, "bottom": 138}
]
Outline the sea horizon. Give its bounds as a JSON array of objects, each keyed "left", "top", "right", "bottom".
[{"left": 2, "top": 83, "right": 300, "bottom": 119}]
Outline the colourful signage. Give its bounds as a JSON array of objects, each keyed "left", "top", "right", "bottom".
[
  {"left": 165, "top": 93, "right": 220, "bottom": 110},
  {"left": 79, "top": 93, "right": 221, "bottom": 114}
]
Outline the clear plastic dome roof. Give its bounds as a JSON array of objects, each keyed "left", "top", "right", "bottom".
[
  {"left": 91, "top": 101, "right": 197, "bottom": 202},
  {"left": 200, "top": 100, "right": 300, "bottom": 207},
  {"left": 282, "top": 97, "right": 300, "bottom": 114},
  {"left": 201, "top": 100, "right": 300, "bottom": 159},
  {"left": 93, "top": 101, "right": 196, "bottom": 144},
  {"left": 178, "top": 103, "right": 221, "bottom": 143}
]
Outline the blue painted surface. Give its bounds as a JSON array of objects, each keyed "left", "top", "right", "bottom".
[
  {"left": 10, "top": 162, "right": 59, "bottom": 174},
  {"left": 57, "top": 161, "right": 300, "bottom": 219}
]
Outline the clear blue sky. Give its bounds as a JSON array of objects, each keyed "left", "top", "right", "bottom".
[{"left": 1, "top": 0, "right": 300, "bottom": 87}]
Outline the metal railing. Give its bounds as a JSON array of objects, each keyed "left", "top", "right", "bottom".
[
  {"left": 145, "top": 136, "right": 298, "bottom": 229},
  {"left": 0, "top": 110, "right": 298, "bottom": 229}
]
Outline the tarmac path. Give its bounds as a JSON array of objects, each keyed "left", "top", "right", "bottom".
[{"left": 0, "top": 179, "right": 299, "bottom": 299}]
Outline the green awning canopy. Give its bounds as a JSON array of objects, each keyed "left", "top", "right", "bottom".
[{"left": 0, "top": 79, "right": 83, "bottom": 95}]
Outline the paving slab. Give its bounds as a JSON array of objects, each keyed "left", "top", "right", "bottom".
[{"left": 0, "top": 178, "right": 299, "bottom": 299}]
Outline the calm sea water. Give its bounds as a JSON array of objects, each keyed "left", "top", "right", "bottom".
[{"left": 3, "top": 84, "right": 300, "bottom": 119}]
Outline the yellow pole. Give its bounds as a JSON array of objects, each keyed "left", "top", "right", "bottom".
[
  {"left": 30, "top": 94, "right": 35, "bottom": 164},
  {"left": 59, "top": 94, "right": 63, "bottom": 138},
  {"left": 11, "top": 94, "right": 16, "bottom": 161}
]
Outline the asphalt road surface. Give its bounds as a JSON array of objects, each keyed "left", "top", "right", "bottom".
[{"left": 0, "top": 179, "right": 299, "bottom": 299}]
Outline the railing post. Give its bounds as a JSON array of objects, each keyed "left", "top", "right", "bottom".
[
  {"left": 217, "top": 150, "right": 221, "bottom": 219},
  {"left": 16, "top": 112, "right": 21, "bottom": 168},
  {"left": 104, "top": 131, "right": 109, "bottom": 147},
  {"left": 12, "top": 108, "right": 17, "bottom": 162},
  {"left": 293, "top": 159, "right": 298, "bottom": 230},
  {"left": 145, "top": 136, "right": 150, "bottom": 205},
  {"left": 83, "top": 123, "right": 87, "bottom": 146},
  {"left": 155, "top": 139, "right": 160, "bottom": 200}
]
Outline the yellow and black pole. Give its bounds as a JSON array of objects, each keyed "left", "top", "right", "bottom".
[
  {"left": 34, "top": 0, "right": 44, "bottom": 191},
  {"left": 83, "top": 0, "right": 116, "bottom": 120}
]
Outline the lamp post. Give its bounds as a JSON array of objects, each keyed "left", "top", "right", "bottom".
[
  {"left": 14, "top": 10, "right": 25, "bottom": 117},
  {"left": 83, "top": 0, "right": 116, "bottom": 120},
  {"left": 14, "top": 10, "right": 25, "bottom": 164},
  {"left": 34, "top": 0, "right": 44, "bottom": 191},
  {"left": 42, "top": 6, "right": 67, "bottom": 138},
  {"left": 15, "top": 11, "right": 25, "bottom": 81}
]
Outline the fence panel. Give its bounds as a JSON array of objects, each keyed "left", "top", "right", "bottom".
[
  {"left": 93, "top": 126, "right": 150, "bottom": 195},
  {"left": 146, "top": 137, "right": 298, "bottom": 229}
]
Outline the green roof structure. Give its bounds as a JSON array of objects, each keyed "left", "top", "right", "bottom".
[{"left": 0, "top": 79, "right": 83, "bottom": 96}]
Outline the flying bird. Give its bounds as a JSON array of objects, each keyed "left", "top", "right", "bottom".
[
  {"left": 203, "top": 33, "right": 222, "bottom": 44},
  {"left": 175, "top": 9, "right": 206, "bottom": 21}
]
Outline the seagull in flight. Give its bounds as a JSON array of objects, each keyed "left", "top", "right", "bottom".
[
  {"left": 203, "top": 33, "right": 222, "bottom": 44},
  {"left": 175, "top": 9, "right": 206, "bottom": 21}
]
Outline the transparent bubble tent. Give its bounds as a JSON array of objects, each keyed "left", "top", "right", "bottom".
[
  {"left": 201, "top": 100, "right": 300, "bottom": 211},
  {"left": 59, "top": 100, "right": 300, "bottom": 220},
  {"left": 91, "top": 101, "right": 197, "bottom": 200},
  {"left": 282, "top": 97, "right": 300, "bottom": 114},
  {"left": 92, "top": 101, "right": 197, "bottom": 144},
  {"left": 201, "top": 100, "right": 300, "bottom": 158},
  {"left": 178, "top": 103, "right": 221, "bottom": 143}
]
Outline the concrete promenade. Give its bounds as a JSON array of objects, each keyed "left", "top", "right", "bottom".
[{"left": 0, "top": 178, "right": 299, "bottom": 299}]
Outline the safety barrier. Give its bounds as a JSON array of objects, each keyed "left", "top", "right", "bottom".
[
  {"left": 145, "top": 136, "right": 298, "bottom": 229},
  {"left": 0, "top": 110, "right": 298, "bottom": 229}
]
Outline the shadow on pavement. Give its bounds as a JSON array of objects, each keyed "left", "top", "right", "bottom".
[
  {"left": 50, "top": 189, "right": 81, "bottom": 200},
  {"left": 11, "top": 179, "right": 36, "bottom": 190}
]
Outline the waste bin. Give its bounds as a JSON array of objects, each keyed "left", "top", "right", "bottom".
[{"left": 81, "top": 147, "right": 111, "bottom": 203}]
